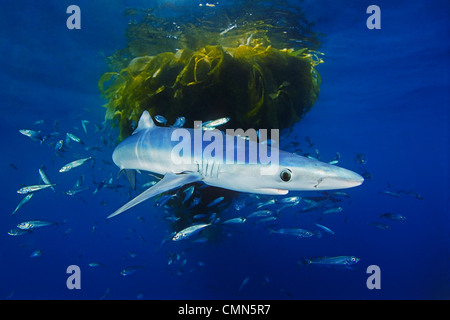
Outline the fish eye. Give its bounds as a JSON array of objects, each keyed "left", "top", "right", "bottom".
[{"left": 280, "top": 169, "right": 292, "bottom": 182}]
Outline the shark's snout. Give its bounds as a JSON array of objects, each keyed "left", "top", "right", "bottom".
[{"left": 316, "top": 167, "right": 364, "bottom": 190}]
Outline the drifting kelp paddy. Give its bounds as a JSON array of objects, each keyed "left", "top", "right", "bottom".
[{"left": 99, "top": 1, "right": 323, "bottom": 140}]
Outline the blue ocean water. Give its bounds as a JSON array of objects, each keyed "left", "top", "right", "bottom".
[{"left": 0, "top": 0, "right": 448, "bottom": 300}]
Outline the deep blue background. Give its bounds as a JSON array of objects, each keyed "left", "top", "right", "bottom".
[{"left": 0, "top": 0, "right": 448, "bottom": 299}]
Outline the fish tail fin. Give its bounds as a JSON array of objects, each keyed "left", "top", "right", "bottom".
[
  {"left": 297, "top": 258, "right": 311, "bottom": 266},
  {"left": 345, "top": 265, "right": 356, "bottom": 271}
]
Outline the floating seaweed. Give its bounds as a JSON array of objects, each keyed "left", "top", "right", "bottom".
[{"left": 99, "top": 1, "right": 323, "bottom": 140}]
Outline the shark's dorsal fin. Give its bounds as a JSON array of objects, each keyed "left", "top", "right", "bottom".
[{"left": 132, "top": 111, "right": 155, "bottom": 135}]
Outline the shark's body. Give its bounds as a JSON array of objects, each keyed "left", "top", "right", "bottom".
[{"left": 108, "top": 111, "right": 363, "bottom": 218}]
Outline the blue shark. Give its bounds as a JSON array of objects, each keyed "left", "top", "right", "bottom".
[{"left": 107, "top": 111, "right": 363, "bottom": 218}]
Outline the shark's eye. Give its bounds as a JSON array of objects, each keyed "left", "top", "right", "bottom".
[{"left": 280, "top": 169, "right": 292, "bottom": 182}]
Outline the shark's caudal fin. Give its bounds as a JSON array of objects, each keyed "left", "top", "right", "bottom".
[
  {"left": 132, "top": 110, "right": 155, "bottom": 135},
  {"left": 107, "top": 172, "right": 202, "bottom": 219}
]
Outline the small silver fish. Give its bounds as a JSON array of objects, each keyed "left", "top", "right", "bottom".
[
  {"left": 164, "top": 215, "right": 180, "bottom": 222},
  {"left": 379, "top": 212, "right": 406, "bottom": 221},
  {"left": 305, "top": 136, "right": 314, "bottom": 148},
  {"left": 398, "top": 190, "right": 424, "bottom": 200},
  {"left": 355, "top": 153, "right": 367, "bottom": 164},
  {"left": 202, "top": 117, "right": 230, "bottom": 130},
  {"left": 270, "top": 228, "right": 316, "bottom": 238},
  {"left": 154, "top": 115, "right": 168, "bottom": 125},
  {"left": 328, "top": 152, "right": 341, "bottom": 165},
  {"left": 182, "top": 185, "right": 195, "bottom": 203},
  {"left": 219, "top": 24, "right": 237, "bottom": 36},
  {"left": 193, "top": 238, "right": 208, "bottom": 244},
  {"left": 66, "top": 132, "right": 84, "bottom": 145},
  {"left": 247, "top": 210, "right": 273, "bottom": 218},
  {"left": 331, "top": 191, "right": 350, "bottom": 198},
  {"left": 141, "top": 181, "right": 157, "bottom": 188},
  {"left": 299, "top": 256, "right": 360, "bottom": 267},
  {"left": 12, "top": 193, "right": 34, "bottom": 215},
  {"left": 172, "top": 116, "right": 185, "bottom": 128},
  {"left": 7, "top": 228, "right": 32, "bottom": 236},
  {"left": 299, "top": 200, "right": 320, "bottom": 212},
  {"left": 222, "top": 217, "right": 246, "bottom": 224},
  {"left": 314, "top": 223, "right": 335, "bottom": 235},
  {"left": 208, "top": 212, "right": 217, "bottom": 223},
  {"left": 193, "top": 213, "right": 209, "bottom": 220},
  {"left": 88, "top": 262, "right": 107, "bottom": 268},
  {"left": 172, "top": 223, "right": 211, "bottom": 241},
  {"left": 99, "top": 288, "right": 110, "bottom": 300},
  {"left": 155, "top": 194, "right": 174, "bottom": 207},
  {"left": 276, "top": 196, "right": 301, "bottom": 204},
  {"left": 59, "top": 157, "right": 92, "bottom": 173},
  {"left": 233, "top": 199, "right": 246, "bottom": 211},
  {"left": 17, "top": 220, "right": 57, "bottom": 230},
  {"left": 369, "top": 222, "right": 392, "bottom": 231},
  {"left": 30, "top": 249, "right": 42, "bottom": 258},
  {"left": 256, "top": 199, "right": 276, "bottom": 209},
  {"left": 255, "top": 216, "right": 277, "bottom": 224},
  {"left": 17, "top": 184, "right": 55, "bottom": 195},
  {"left": 189, "top": 196, "right": 201, "bottom": 208},
  {"left": 55, "top": 140, "right": 64, "bottom": 151},
  {"left": 19, "top": 129, "right": 43, "bottom": 143},
  {"left": 207, "top": 196, "right": 224, "bottom": 208},
  {"left": 239, "top": 276, "right": 250, "bottom": 292},
  {"left": 306, "top": 155, "right": 318, "bottom": 160},
  {"left": 66, "top": 186, "right": 89, "bottom": 196},
  {"left": 120, "top": 266, "right": 144, "bottom": 276},
  {"left": 314, "top": 148, "right": 320, "bottom": 159},
  {"left": 322, "top": 206, "right": 343, "bottom": 214},
  {"left": 81, "top": 120, "right": 90, "bottom": 136},
  {"left": 39, "top": 168, "right": 56, "bottom": 193},
  {"left": 72, "top": 174, "right": 84, "bottom": 189},
  {"left": 379, "top": 190, "right": 400, "bottom": 198}
]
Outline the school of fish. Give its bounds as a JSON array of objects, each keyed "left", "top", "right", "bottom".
[{"left": 7, "top": 112, "right": 422, "bottom": 299}]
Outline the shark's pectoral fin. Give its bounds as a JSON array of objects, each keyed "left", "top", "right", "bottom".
[{"left": 107, "top": 172, "right": 202, "bottom": 219}]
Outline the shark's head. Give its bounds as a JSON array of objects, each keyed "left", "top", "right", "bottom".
[
  {"left": 215, "top": 151, "right": 364, "bottom": 195},
  {"left": 273, "top": 153, "right": 364, "bottom": 191}
]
